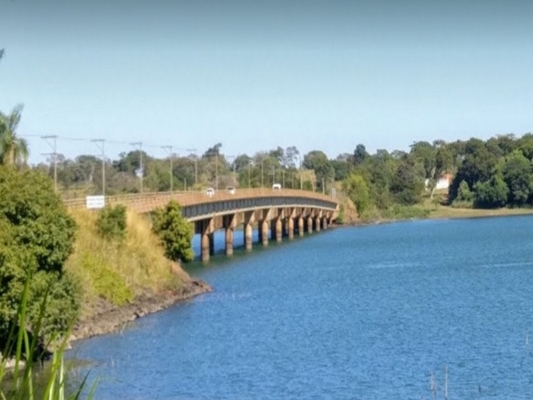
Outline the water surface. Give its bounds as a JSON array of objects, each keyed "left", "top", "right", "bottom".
[{"left": 70, "top": 216, "right": 533, "bottom": 399}]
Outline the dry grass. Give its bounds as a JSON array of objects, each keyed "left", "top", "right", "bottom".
[
  {"left": 429, "top": 204, "right": 533, "bottom": 219},
  {"left": 65, "top": 209, "right": 185, "bottom": 317}
]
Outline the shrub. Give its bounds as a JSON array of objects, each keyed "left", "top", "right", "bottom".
[
  {"left": 152, "top": 201, "right": 194, "bottom": 263},
  {"left": 0, "top": 167, "right": 79, "bottom": 348},
  {"left": 96, "top": 205, "right": 127, "bottom": 240}
]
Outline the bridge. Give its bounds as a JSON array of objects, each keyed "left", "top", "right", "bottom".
[{"left": 64, "top": 188, "right": 339, "bottom": 262}]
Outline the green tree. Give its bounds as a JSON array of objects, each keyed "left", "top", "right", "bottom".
[
  {"left": 456, "top": 180, "right": 474, "bottom": 203},
  {"left": 0, "top": 104, "right": 29, "bottom": 167},
  {"left": 449, "top": 138, "right": 497, "bottom": 202},
  {"left": 474, "top": 174, "right": 509, "bottom": 208},
  {"left": 152, "top": 201, "right": 194, "bottom": 263},
  {"left": 501, "top": 150, "right": 532, "bottom": 206},
  {"left": 342, "top": 174, "right": 371, "bottom": 215},
  {"left": 302, "top": 150, "right": 334, "bottom": 192},
  {"left": 0, "top": 167, "right": 79, "bottom": 346},
  {"left": 390, "top": 159, "right": 424, "bottom": 205}
]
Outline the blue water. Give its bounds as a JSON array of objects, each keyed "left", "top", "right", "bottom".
[{"left": 69, "top": 216, "right": 533, "bottom": 399}]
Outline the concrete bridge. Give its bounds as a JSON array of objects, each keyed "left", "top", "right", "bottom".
[{"left": 64, "top": 188, "right": 339, "bottom": 262}]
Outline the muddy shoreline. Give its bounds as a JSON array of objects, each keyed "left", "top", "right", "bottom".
[{"left": 70, "top": 278, "right": 212, "bottom": 342}]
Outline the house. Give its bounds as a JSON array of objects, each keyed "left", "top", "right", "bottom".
[{"left": 425, "top": 173, "right": 453, "bottom": 191}]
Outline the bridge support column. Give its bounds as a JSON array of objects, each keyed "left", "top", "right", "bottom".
[
  {"left": 223, "top": 214, "right": 237, "bottom": 257},
  {"left": 198, "top": 218, "right": 215, "bottom": 263},
  {"left": 288, "top": 217, "right": 294, "bottom": 240},
  {"left": 244, "top": 223, "right": 253, "bottom": 251},
  {"left": 201, "top": 232, "right": 214, "bottom": 263},
  {"left": 298, "top": 217, "right": 304, "bottom": 237},
  {"left": 225, "top": 227, "right": 234, "bottom": 256},
  {"left": 275, "top": 218, "right": 282, "bottom": 242},
  {"left": 322, "top": 217, "right": 328, "bottom": 230},
  {"left": 243, "top": 211, "right": 254, "bottom": 251},
  {"left": 261, "top": 220, "right": 269, "bottom": 246},
  {"left": 315, "top": 216, "right": 321, "bottom": 232},
  {"left": 307, "top": 216, "right": 313, "bottom": 234}
]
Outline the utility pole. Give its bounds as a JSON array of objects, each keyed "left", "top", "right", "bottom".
[
  {"left": 162, "top": 145, "right": 173, "bottom": 193},
  {"left": 92, "top": 139, "right": 106, "bottom": 196},
  {"left": 261, "top": 160, "right": 264, "bottom": 187},
  {"left": 215, "top": 153, "right": 218, "bottom": 190},
  {"left": 186, "top": 148, "right": 198, "bottom": 186},
  {"left": 41, "top": 135, "right": 58, "bottom": 192},
  {"left": 130, "top": 142, "right": 143, "bottom": 193}
]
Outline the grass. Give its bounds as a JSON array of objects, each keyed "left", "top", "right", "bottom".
[
  {"left": 65, "top": 209, "right": 184, "bottom": 318},
  {"left": 0, "top": 280, "right": 95, "bottom": 400}
]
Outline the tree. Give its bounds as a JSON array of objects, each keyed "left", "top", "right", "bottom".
[
  {"left": 353, "top": 144, "right": 368, "bottom": 165},
  {"left": 302, "top": 150, "right": 334, "bottom": 192},
  {"left": 390, "top": 159, "right": 424, "bottom": 205},
  {"left": 448, "top": 138, "right": 497, "bottom": 202},
  {"left": 0, "top": 167, "right": 79, "bottom": 345},
  {"left": 455, "top": 180, "right": 474, "bottom": 203},
  {"left": 0, "top": 104, "right": 29, "bottom": 167},
  {"left": 342, "top": 174, "right": 371, "bottom": 215},
  {"left": 410, "top": 141, "right": 436, "bottom": 179},
  {"left": 202, "top": 142, "right": 222, "bottom": 159},
  {"left": 474, "top": 174, "right": 509, "bottom": 208},
  {"left": 152, "top": 201, "right": 194, "bottom": 263},
  {"left": 501, "top": 150, "right": 532, "bottom": 206}
]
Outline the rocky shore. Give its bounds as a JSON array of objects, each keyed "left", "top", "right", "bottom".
[{"left": 70, "top": 278, "right": 212, "bottom": 342}]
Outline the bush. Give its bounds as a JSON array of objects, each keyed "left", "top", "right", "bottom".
[
  {"left": 152, "top": 201, "right": 194, "bottom": 263},
  {"left": 96, "top": 205, "right": 127, "bottom": 240},
  {"left": 0, "top": 167, "right": 79, "bottom": 347}
]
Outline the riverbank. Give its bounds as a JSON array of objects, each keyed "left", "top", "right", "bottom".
[
  {"left": 65, "top": 209, "right": 213, "bottom": 343},
  {"left": 71, "top": 276, "right": 211, "bottom": 342},
  {"left": 343, "top": 204, "right": 533, "bottom": 226}
]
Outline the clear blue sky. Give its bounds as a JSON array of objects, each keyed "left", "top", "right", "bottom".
[{"left": 1, "top": 0, "right": 532, "bottom": 163}]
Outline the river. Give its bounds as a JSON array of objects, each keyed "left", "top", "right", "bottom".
[{"left": 69, "top": 216, "right": 533, "bottom": 399}]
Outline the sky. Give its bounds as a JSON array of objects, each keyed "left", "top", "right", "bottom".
[{"left": 1, "top": 0, "right": 533, "bottom": 164}]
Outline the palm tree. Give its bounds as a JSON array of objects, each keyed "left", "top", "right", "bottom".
[{"left": 0, "top": 104, "right": 29, "bottom": 167}]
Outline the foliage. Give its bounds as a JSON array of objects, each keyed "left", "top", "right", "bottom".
[
  {"left": 473, "top": 174, "right": 509, "bottom": 209},
  {"left": 79, "top": 252, "right": 132, "bottom": 306},
  {"left": 96, "top": 205, "right": 127, "bottom": 240},
  {"left": 0, "top": 104, "right": 29, "bottom": 167},
  {"left": 302, "top": 150, "right": 334, "bottom": 192},
  {"left": 455, "top": 180, "right": 474, "bottom": 203},
  {"left": 342, "top": 174, "right": 371, "bottom": 215},
  {"left": 501, "top": 150, "right": 532, "bottom": 206},
  {"left": 390, "top": 159, "right": 424, "bottom": 205},
  {"left": 152, "top": 201, "right": 194, "bottom": 263},
  {"left": 0, "top": 167, "right": 79, "bottom": 346},
  {"left": 0, "top": 279, "right": 94, "bottom": 400}
]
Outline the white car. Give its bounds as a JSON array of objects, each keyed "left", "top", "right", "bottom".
[
  {"left": 272, "top": 183, "right": 281, "bottom": 190},
  {"left": 206, "top": 188, "right": 215, "bottom": 197}
]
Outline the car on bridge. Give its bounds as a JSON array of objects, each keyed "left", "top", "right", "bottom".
[
  {"left": 272, "top": 183, "right": 281, "bottom": 190},
  {"left": 206, "top": 188, "right": 215, "bottom": 197},
  {"left": 226, "top": 187, "right": 236, "bottom": 195}
]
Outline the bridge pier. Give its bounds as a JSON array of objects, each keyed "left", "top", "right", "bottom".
[
  {"left": 315, "top": 216, "right": 321, "bottom": 232},
  {"left": 223, "top": 214, "right": 237, "bottom": 257},
  {"left": 225, "top": 227, "right": 234, "bottom": 256},
  {"left": 322, "top": 217, "right": 328, "bottom": 230},
  {"left": 307, "top": 216, "right": 313, "bottom": 234},
  {"left": 275, "top": 218, "right": 282, "bottom": 242},
  {"left": 243, "top": 211, "right": 254, "bottom": 251},
  {"left": 261, "top": 219, "right": 269, "bottom": 246},
  {"left": 298, "top": 216, "right": 304, "bottom": 237},
  {"left": 287, "top": 217, "right": 294, "bottom": 240}
]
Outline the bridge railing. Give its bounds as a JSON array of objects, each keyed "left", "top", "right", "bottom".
[{"left": 64, "top": 188, "right": 338, "bottom": 210}]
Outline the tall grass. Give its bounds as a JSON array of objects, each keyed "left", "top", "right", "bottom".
[
  {"left": 0, "top": 280, "right": 95, "bottom": 400},
  {"left": 65, "top": 209, "right": 185, "bottom": 318}
]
